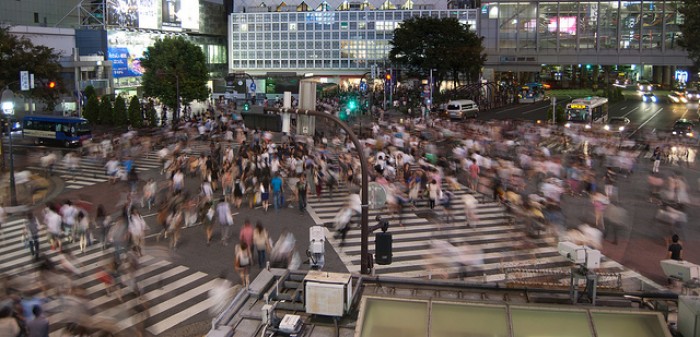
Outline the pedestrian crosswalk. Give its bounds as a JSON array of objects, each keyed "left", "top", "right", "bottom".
[
  {"left": 304, "top": 180, "right": 663, "bottom": 289},
  {"left": 0, "top": 217, "right": 238, "bottom": 336}
]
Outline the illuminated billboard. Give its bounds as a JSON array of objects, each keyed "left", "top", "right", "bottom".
[
  {"left": 105, "top": 0, "right": 197, "bottom": 31},
  {"left": 549, "top": 16, "right": 577, "bottom": 35},
  {"left": 107, "top": 30, "right": 166, "bottom": 78}
]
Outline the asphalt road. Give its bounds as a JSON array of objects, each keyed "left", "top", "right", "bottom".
[{"left": 486, "top": 94, "right": 700, "bottom": 136}]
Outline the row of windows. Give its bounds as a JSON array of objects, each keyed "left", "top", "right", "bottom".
[
  {"left": 231, "top": 32, "right": 398, "bottom": 42},
  {"left": 231, "top": 10, "right": 476, "bottom": 23},
  {"left": 232, "top": 49, "right": 387, "bottom": 59},
  {"left": 231, "top": 60, "right": 374, "bottom": 69},
  {"left": 233, "top": 21, "right": 405, "bottom": 32},
  {"left": 492, "top": 0, "right": 683, "bottom": 51},
  {"left": 232, "top": 40, "right": 387, "bottom": 49}
]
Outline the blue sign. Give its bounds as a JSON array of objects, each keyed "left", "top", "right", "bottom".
[
  {"left": 359, "top": 82, "right": 367, "bottom": 92},
  {"left": 107, "top": 47, "right": 144, "bottom": 78},
  {"left": 250, "top": 82, "right": 257, "bottom": 92}
]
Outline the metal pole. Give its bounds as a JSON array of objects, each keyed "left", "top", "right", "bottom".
[
  {"left": 266, "top": 107, "right": 371, "bottom": 274},
  {"left": 7, "top": 121, "right": 17, "bottom": 206}
]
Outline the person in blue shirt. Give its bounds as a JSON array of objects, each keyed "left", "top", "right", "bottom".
[{"left": 271, "top": 174, "right": 284, "bottom": 211}]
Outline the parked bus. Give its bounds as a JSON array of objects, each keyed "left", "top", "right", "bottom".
[
  {"left": 519, "top": 82, "right": 546, "bottom": 103},
  {"left": 22, "top": 115, "right": 92, "bottom": 147},
  {"left": 565, "top": 96, "right": 609, "bottom": 128}
]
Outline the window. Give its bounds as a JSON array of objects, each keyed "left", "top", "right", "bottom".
[{"left": 34, "top": 12, "right": 39, "bottom": 23}]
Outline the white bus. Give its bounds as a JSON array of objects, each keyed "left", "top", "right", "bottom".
[{"left": 565, "top": 96, "right": 609, "bottom": 128}]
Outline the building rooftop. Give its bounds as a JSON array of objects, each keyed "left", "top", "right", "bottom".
[{"left": 207, "top": 268, "right": 678, "bottom": 337}]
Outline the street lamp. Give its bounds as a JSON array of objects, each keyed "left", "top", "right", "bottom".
[{"left": 1, "top": 87, "right": 18, "bottom": 206}]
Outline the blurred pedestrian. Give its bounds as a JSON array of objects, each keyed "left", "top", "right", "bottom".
[
  {"left": 26, "top": 305, "right": 49, "bottom": 337},
  {"left": 297, "top": 174, "right": 308, "bottom": 214},
  {"left": 239, "top": 219, "right": 254, "bottom": 253},
  {"left": 217, "top": 198, "right": 234, "bottom": 245},
  {"left": 0, "top": 305, "right": 20, "bottom": 337},
  {"left": 253, "top": 222, "right": 271, "bottom": 268},
  {"left": 235, "top": 242, "right": 252, "bottom": 287},
  {"left": 24, "top": 213, "right": 40, "bottom": 260},
  {"left": 129, "top": 208, "right": 147, "bottom": 257}
]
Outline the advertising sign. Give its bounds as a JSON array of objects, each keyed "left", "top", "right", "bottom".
[
  {"left": 107, "top": 0, "right": 140, "bottom": 28},
  {"left": 180, "top": 0, "right": 200, "bottom": 30},
  {"left": 107, "top": 30, "right": 159, "bottom": 78},
  {"left": 138, "top": 0, "right": 159, "bottom": 29},
  {"left": 162, "top": 0, "right": 182, "bottom": 29}
]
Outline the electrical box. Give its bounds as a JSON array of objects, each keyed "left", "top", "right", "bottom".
[
  {"left": 679, "top": 296, "right": 700, "bottom": 337},
  {"left": 279, "top": 314, "right": 302, "bottom": 334},
  {"left": 304, "top": 271, "right": 352, "bottom": 317},
  {"left": 309, "top": 226, "right": 325, "bottom": 254},
  {"left": 661, "top": 260, "right": 700, "bottom": 282}
]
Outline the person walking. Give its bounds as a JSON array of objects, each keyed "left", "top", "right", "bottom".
[
  {"left": 24, "top": 213, "right": 40, "bottom": 260},
  {"left": 253, "top": 222, "right": 271, "bottom": 268},
  {"left": 239, "top": 219, "right": 254, "bottom": 254},
  {"left": 427, "top": 179, "right": 441, "bottom": 209},
  {"left": 42, "top": 204, "right": 62, "bottom": 252},
  {"left": 26, "top": 305, "right": 49, "bottom": 337},
  {"left": 235, "top": 242, "right": 252, "bottom": 287},
  {"left": 129, "top": 208, "right": 147, "bottom": 257},
  {"left": 297, "top": 174, "right": 308, "bottom": 214},
  {"left": 271, "top": 174, "right": 284, "bottom": 212},
  {"left": 652, "top": 146, "right": 662, "bottom": 173},
  {"left": 76, "top": 211, "right": 90, "bottom": 253},
  {"left": 216, "top": 198, "right": 234, "bottom": 245}
]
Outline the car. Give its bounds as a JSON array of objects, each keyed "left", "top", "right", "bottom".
[
  {"left": 686, "top": 89, "right": 700, "bottom": 101},
  {"left": 604, "top": 117, "right": 631, "bottom": 132},
  {"left": 637, "top": 81, "right": 654, "bottom": 92},
  {"left": 672, "top": 119, "right": 696, "bottom": 137},
  {"left": 642, "top": 92, "right": 657, "bottom": 103},
  {"left": 668, "top": 91, "right": 688, "bottom": 104}
]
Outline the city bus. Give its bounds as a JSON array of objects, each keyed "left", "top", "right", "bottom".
[
  {"left": 564, "top": 96, "right": 609, "bottom": 129},
  {"left": 22, "top": 115, "right": 92, "bottom": 147},
  {"left": 519, "top": 82, "right": 546, "bottom": 103}
]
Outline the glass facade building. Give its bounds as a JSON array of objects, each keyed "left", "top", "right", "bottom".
[
  {"left": 229, "top": 0, "right": 691, "bottom": 86},
  {"left": 229, "top": 9, "right": 478, "bottom": 75}
]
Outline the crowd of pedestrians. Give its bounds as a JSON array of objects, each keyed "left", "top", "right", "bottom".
[{"left": 1, "top": 97, "right": 698, "bottom": 334}]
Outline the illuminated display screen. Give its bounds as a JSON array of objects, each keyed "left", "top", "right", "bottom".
[
  {"left": 105, "top": 0, "right": 198, "bottom": 31},
  {"left": 568, "top": 104, "right": 588, "bottom": 109}
]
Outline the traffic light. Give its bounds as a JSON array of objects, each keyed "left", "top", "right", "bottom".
[
  {"left": 347, "top": 99, "right": 357, "bottom": 111},
  {"left": 48, "top": 81, "right": 56, "bottom": 89},
  {"left": 243, "top": 102, "right": 250, "bottom": 111},
  {"left": 339, "top": 110, "right": 348, "bottom": 121},
  {"left": 385, "top": 72, "right": 392, "bottom": 83}
]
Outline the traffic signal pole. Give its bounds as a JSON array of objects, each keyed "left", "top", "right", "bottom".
[{"left": 264, "top": 107, "right": 371, "bottom": 275}]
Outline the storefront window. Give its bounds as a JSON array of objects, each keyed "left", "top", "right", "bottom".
[
  {"left": 664, "top": 1, "right": 683, "bottom": 50},
  {"left": 598, "top": 1, "right": 618, "bottom": 49},
  {"left": 579, "top": 2, "right": 598, "bottom": 49},
  {"left": 619, "top": 1, "right": 641, "bottom": 49},
  {"left": 538, "top": 2, "right": 558, "bottom": 50},
  {"left": 517, "top": 2, "right": 537, "bottom": 49},
  {"left": 498, "top": 2, "right": 518, "bottom": 49},
  {"left": 642, "top": 1, "right": 662, "bottom": 49},
  {"left": 558, "top": 2, "right": 578, "bottom": 50}
]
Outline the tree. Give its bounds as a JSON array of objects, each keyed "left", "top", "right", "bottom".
[
  {"left": 83, "top": 85, "right": 96, "bottom": 104},
  {"left": 128, "top": 96, "right": 143, "bottom": 127},
  {"left": 0, "top": 27, "right": 64, "bottom": 111},
  {"left": 99, "top": 96, "right": 113, "bottom": 125},
  {"left": 680, "top": 0, "right": 700, "bottom": 68},
  {"left": 146, "top": 104, "right": 158, "bottom": 127},
  {"left": 141, "top": 36, "right": 209, "bottom": 120},
  {"left": 389, "top": 17, "right": 486, "bottom": 89},
  {"left": 113, "top": 95, "right": 128, "bottom": 126},
  {"left": 83, "top": 94, "right": 100, "bottom": 124}
]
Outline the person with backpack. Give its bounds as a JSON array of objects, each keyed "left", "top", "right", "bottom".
[{"left": 235, "top": 242, "right": 252, "bottom": 287}]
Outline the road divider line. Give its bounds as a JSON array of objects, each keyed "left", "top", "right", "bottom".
[
  {"left": 621, "top": 106, "right": 639, "bottom": 118},
  {"left": 630, "top": 107, "right": 664, "bottom": 137}
]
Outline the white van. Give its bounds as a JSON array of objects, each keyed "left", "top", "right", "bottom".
[{"left": 446, "top": 99, "right": 479, "bottom": 119}]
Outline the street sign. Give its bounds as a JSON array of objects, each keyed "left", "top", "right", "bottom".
[
  {"left": 367, "top": 182, "right": 387, "bottom": 210},
  {"left": 250, "top": 82, "right": 256, "bottom": 92},
  {"left": 20, "top": 71, "right": 29, "bottom": 91},
  {"left": 359, "top": 82, "right": 367, "bottom": 92}
]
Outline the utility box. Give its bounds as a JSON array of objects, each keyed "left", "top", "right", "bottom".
[
  {"left": 679, "top": 296, "right": 700, "bottom": 337},
  {"left": 304, "top": 271, "right": 352, "bottom": 316}
]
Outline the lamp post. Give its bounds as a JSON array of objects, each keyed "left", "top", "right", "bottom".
[{"left": 1, "top": 87, "right": 18, "bottom": 206}]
